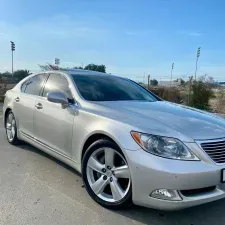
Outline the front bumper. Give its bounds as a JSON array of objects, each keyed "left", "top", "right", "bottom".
[{"left": 124, "top": 143, "right": 225, "bottom": 210}]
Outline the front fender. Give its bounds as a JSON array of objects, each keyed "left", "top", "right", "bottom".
[{"left": 72, "top": 110, "right": 141, "bottom": 168}]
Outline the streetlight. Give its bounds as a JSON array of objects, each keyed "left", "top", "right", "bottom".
[
  {"left": 10, "top": 41, "right": 15, "bottom": 77},
  {"left": 170, "top": 63, "right": 174, "bottom": 88},
  {"left": 194, "top": 47, "right": 201, "bottom": 80}
]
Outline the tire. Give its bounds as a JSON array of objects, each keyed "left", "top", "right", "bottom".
[
  {"left": 82, "top": 139, "right": 132, "bottom": 210},
  {"left": 5, "top": 110, "right": 20, "bottom": 145}
]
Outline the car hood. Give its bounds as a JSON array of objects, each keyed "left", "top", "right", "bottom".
[{"left": 94, "top": 101, "right": 225, "bottom": 141}]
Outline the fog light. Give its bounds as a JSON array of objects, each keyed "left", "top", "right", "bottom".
[{"left": 150, "top": 189, "right": 182, "bottom": 201}]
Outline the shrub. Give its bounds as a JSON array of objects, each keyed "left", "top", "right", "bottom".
[
  {"left": 189, "top": 80, "right": 213, "bottom": 110},
  {"left": 150, "top": 87, "right": 182, "bottom": 103},
  {"left": 150, "top": 79, "right": 158, "bottom": 86},
  {"left": 214, "top": 89, "right": 225, "bottom": 113}
]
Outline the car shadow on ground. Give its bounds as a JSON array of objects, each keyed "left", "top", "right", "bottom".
[
  {"left": 114, "top": 200, "right": 225, "bottom": 225},
  {"left": 19, "top": 142, "right": 82, "bottom": 177},
  {"left": 19, "top": 142, "right": 225, "bottom": 225}
]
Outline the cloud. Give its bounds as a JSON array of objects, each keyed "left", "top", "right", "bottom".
[
  {"left": 0, "top": 14, "right": 119, "bottom": 72},
  {"left": 125, "top": 30, "right": 155, "bottom": 36},
  {"left": 125, "top": 31, "right": 140, "bottom": 36},
  {"left": 0, "top": 14, "right": 110, "bottom": 45},
  {"left": 178, "top": 30, "right": 203, "bottom": 37},
  {"left": 22, "top": 16, "right": 109, "bottom": 40},
  {"left": 187, "top": 32, "right": 203, "bottom": 37}
]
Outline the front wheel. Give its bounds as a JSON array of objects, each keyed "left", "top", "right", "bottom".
[{"left": 82, "top": 139, "right": 132, "bottom": 209}]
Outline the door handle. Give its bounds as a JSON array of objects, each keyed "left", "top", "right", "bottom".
[
  {"left": 15, "top": 97, "right": 20, "bottom": 102},
  {"left": 35, "top": 103, "right": 43, "bottom": 109}
]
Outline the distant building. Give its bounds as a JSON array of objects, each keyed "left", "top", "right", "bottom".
[
  {"left": 159, "top": 79, "right": 182, "bottom": 87},
  {"left": 217, "top": 82, "right": 225, "bottom": 86}
]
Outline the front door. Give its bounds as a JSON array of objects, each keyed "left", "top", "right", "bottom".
[{"left": 33, "top": 73, "right": 75, "bottom": 158}]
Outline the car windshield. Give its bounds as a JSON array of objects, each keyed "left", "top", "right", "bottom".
[{"left": 72, "top": 75, "right": 158, "bottom": 102}]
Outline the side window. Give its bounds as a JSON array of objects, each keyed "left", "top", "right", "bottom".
[
  {"left": 21, "top": 74, "right": 46, "bottom": 96},
  {"left": 43, "top": 74, "right": 73, "bottom": 100},
  {"left": 21, "top": 80, "right": 28, "bottom": 92}
]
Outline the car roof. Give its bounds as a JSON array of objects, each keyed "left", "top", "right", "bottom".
[
  {"left": 61, "top": 69, "right": 110, "bottom": 76},
  {"left": 41, "top": 69, "right": 122, "bottom": 79},
  {"left": 28, "top": 69, "right": 125, "bottom": 82}
]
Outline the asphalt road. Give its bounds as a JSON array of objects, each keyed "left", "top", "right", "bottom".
[
  {"left": 0, "top": 103, "right": 3, "bottom": 114},
  {"left": 1, "top": 110, "right": 225, "bottom": 225}
]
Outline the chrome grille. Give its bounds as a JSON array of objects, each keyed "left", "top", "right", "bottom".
[{"left": 201, "top": 139, "right": 225, "bottom": 163}]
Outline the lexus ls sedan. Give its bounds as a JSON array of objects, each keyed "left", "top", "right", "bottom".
[{"left": 3, "top": 69, "right": 225, "bottom": 210}]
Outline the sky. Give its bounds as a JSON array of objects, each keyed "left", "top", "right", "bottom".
[{"left": 0, "top": 0, "right": 225, "bottom": 81}]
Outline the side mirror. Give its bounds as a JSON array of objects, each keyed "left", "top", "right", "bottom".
[{"left": 47, "top": 92, "right": 69, "bottom": 109}]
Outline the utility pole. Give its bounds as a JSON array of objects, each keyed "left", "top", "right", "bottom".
[
  {"left": 143, "top": 72, "right": 146, "bottom": 84},
  {"left": 10, "top": 41, "right": 15, "bottom": 77},
  {"left": 188, "top": 76, "right": 193, "bottom": 105},
  {"left": 194, "top": 47, "right": 201, "bottom": 80},
  {"left": 148, "top": 74, "right": 150, "bottom": 90},
  {"left": 170, "top": 63, "right": 174, "bottom": 88}
]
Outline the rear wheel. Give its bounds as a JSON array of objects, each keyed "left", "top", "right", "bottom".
[
  {"left": 82, "top": 139, "right": 132, "bottom": 209},
  {"left": 5, "top": 111, "right": 20, "bottom": 145}
]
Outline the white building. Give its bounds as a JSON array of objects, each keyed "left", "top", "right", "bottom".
[{"left": 159, "top": 79, "right": 182, "bottom": 87}]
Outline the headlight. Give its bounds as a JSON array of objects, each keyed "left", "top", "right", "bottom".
[{"left": 131, "top": 131, "right": 199, "bottom": 160}]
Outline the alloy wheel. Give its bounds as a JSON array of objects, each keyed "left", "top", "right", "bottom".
[
  {"left": 86, "top": 147, "right": 131, "bottom": 203},
  {"left": 6, "top": 113, "right": 16, "bottom": 142}
]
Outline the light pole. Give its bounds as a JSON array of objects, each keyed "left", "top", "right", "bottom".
[
  {"left": 194, "top": 47, "right": 201, "bottom": 80},
  {"left": 10, "top": 41, "right": 15, "bottom": 77},
  {"left": 170, "top": 63, "right": 174, "bottom": 88},
  {"left": 148, "top": 74, "right": 150, "bottom": 90}
]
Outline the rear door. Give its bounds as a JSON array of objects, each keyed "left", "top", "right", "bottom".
[
  {"left": 14, "top": 74, "right": 47, "bottom": 138},
  {"left": 33, "top": 73, "right": 75, "bottom": 158}
]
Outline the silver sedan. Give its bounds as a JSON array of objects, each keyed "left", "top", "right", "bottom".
[{"left": 3, "top": 69, "right": 225, "bottom": 210}]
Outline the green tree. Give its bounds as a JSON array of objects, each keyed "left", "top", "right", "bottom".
[
  {"left": 13, "top": 70, "right": 31, "bottom": 81},
  {"left": 180, "top": 79, "right": 185, "bottom": 86},
  {"left": 150, "top": 79, "right": 158, "bottom": 86},
  {"left": 84, "top": 64, "right": 106, "bottom": 73},
  {"left": 73, "top": 66, "right": 83, "bottom": 69},
  {"left": 1, "top": 71, "right": 11, "bottom": 77}
]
